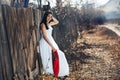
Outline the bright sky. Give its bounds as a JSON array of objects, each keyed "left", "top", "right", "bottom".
[
  {"left": 92, "top": 0, "right": 110, "bottom": 7},
  {"left": 29, "top": 0, "right": 110, "bottom": 7},
  {"left": 65, "top": 0, "right": 110, "bottom": 7}
]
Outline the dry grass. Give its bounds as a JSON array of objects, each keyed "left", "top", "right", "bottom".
[{"left": 66, "top": 26, "right": 120, "bottom": 80}]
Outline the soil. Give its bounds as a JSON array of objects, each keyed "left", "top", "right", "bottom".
[{"left": 66, "top": 26, "right": 120, "bottom": 80}]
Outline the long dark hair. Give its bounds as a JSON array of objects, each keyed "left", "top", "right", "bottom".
[{"left": 40, "top": 11, "right": 52, "bottom": 30}]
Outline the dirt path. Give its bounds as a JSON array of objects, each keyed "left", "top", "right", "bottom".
[
  {"left": 99, "top": 23, "right": 120, "bottom": 36},
  {"left": 66, "top": 26, "right": 120, "bottom": 80}
]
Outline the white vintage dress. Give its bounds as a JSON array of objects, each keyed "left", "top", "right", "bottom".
[{"left": 39, "top": 26, "right": 69, "bottom": 77}]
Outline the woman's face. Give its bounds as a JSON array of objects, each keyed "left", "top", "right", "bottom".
[{"left": 46, "top": 14, "right": 52, "bottom": 23}]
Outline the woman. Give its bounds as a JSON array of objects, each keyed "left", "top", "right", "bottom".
[{"left": 39, "top": 11, "right": 69, "bottom": 77}]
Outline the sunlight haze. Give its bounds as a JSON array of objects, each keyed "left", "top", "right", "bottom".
[{"left": 29, "top": 0, "right": 110, "bottom": 7}]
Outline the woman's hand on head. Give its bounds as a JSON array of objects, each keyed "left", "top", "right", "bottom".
[{"left": 49, "top": 17, "right": 59, "bottom": 26}]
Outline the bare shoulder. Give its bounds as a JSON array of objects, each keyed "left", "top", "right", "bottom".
[
  {"left": 41, "top": 23, "right": 45, "bottom": 27},
  {"left": 41, "top": 23, "right": 46, "bottom": 30}
]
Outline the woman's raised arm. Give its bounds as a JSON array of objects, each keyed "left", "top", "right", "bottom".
[{"left": 49, "top": 17, "right": 59, "bottom": 26}]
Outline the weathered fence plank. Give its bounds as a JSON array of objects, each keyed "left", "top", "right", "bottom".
[{"left": 0, "top": 1, "right": 14, "bottom": 80}]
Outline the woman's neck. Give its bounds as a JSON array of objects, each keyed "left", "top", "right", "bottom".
[{"left": 47, "top": 22, "right": 50, "bottom": 26}]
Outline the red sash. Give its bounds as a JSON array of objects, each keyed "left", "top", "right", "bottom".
[{"left": 52, "top": 50, "right": 59, "bottom": 77}]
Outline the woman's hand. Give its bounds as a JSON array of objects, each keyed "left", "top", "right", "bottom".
[
  {"left": 52, "top": 47, "right": 57, "bottom": 53},
  {"left": 49, "top": 16, "right": 59, "bottom": 26}
]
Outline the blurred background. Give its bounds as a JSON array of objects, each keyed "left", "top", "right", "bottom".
[{"left": 0, "top": 0, "right": 120, "bottom": 80}]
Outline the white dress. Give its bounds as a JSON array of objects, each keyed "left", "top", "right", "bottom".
[{"left": 39, "top": 26, "right": 69, "bottom": 77}]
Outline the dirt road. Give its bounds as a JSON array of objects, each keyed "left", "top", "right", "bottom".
[
  {"left": 99, "top": 23, "right": 120, "bottom": 36},
  {"left": 66, "top": 25, "right": 120, "bottom": 80}
]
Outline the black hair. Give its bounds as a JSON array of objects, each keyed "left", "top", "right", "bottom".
[{"left": 40, "top": 11, "right": 52, "bottom": 30}]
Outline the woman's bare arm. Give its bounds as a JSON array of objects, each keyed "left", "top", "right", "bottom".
[
  {"left": 41, "top": 23, "right": 56, "bottom": 51},
  {"left": 49, "top": 17, "right": 59, "bottom": 26}
]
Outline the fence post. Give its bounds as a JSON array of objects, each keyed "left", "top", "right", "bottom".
[{"left": 0, "top": 3, "right": 14, "bottom": 80}]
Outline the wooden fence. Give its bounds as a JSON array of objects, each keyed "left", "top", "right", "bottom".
[{"left": 0, "top": 5, "right": 42, "bottom": 80}]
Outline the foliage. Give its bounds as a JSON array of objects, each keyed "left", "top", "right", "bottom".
[{"left": 51, "top": 1, "right": 107, "bottom": 49}]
